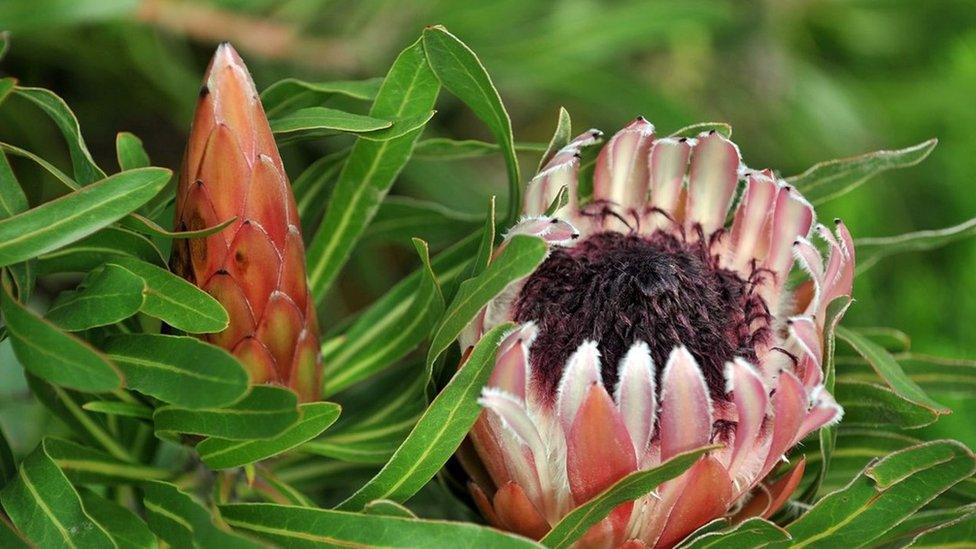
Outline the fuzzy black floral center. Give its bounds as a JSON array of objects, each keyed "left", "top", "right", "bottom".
[{"left": 514, "top": 230, "right": 770, "bottom": 402}]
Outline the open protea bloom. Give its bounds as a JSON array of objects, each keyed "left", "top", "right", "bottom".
[
  {"left": 170, "top": 44, "right": 322, "bottom": 402},
  {"left": 458, "top": 119, "right": 854, "bottom": 547}
]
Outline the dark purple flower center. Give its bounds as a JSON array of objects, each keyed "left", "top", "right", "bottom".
[{"left": 513, "top": 230, "right": 770, "bottom": 402}]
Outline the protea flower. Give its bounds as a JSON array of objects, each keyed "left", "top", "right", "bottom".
[
  {"left": 170, "top": 43, "right": 321, "bottom": 402},
  {"left": 458, "top": 119, "right": 854, "bottom": 547}
]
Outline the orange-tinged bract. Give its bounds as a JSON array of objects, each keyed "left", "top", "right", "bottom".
[{"left": 171, "top": 43, "right": 321, "bottom": 402}]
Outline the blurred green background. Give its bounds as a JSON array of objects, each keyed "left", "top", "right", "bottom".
[{"left": 1, "top": 0, "right": 973, "bottom": 357}]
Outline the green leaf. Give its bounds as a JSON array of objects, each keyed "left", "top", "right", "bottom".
[
  {"left": 0, "top": 76, "right": 15, "bottom": 105},
  {"left": 109, "top": 256, "right": 229, "bottom": 333},
  {"left": 542, "top": 446, "right": 717, "bottom": 548},
  {"left": 355, "top": 110, "right": 437, "bottom": 142},
  {"left": 0, "top": 515, "right": 30, "bottom": 549},
  {"left": 197, "top": 401, "right": 341, "bottom": 469},
  {"left": 364, "top": 499, "right": 418, "bottom": 518},
  {"left": 306, "top": 37, "right": 440, "bottom": 303},
  {"left": 0, "top": 426, "right": 15, "bottom": 485},
  {"left": 115, "top": 131, "right": 150, "bottom": 171},
  {"left": 43, "top": 437, "right": 172, "bottom": 485},
  {"left": 0, "top": 1, "right": 138, "bottom": 33},
  {"left": 427, "top": 234, "right": 547, "bottom": 378},
  {"left": 538, "top": 107, "right": 573, "bottom": 170},
  {"left": 873, "top": 504, "right": 976, "bottom": 547},
  {"left": 45, "top": 264, "right": 146, "bottom": 331},
  {"left": 121, "top": 211, "right": 235, "bottom": 239},
  {"left": 14, "top": 86, "right": 106, "bottom": 184},
  {"left": 104, "top": 334, "right": 249, "bottom": 409},
  {"left": 220, "top": 502, "right": 540, "bottom": 548},
  {"left": 270, "top": 106, "right": 392, "bottom": 137},
  {"left": 786, "top": 138, "right": 937, "bottom": 205},
  {"left": 412, "top": 138, "right": 546, "bottom": 161},
  {"left": 364, "top": 196, "right": 483, "bottom": 248},
  {"left": 0, "top": 167, "right": 171, "bottom": 268},
  {"left": 835, "top": 381, "right": 941, "bottom": 429},
  {"left": 336, "top": 323, "right": 511, "bottom": 510},
  {"left": 261, "top": 77, "right": 383, "bottom": 118},
  {"left": 0, "top": 151, "right": 28, "bottom": 218},
  {"left": 154, "top": 385, "right": 299, "bottom": 440},
  {"left": 2, "top": 281, "right": 122, "bottom": 392},
  {"left": 423, "top": 25, "right": 521, "bottom": 225},
  {"left": 293, "top": 150, "right": 348, "bottom": 235},
  {"left": 836, "top": 325, "right": 949, "bottom": 415},
  {"left": 785, "top": 440, "right": 976, "bottom": 548},
  {"left": 142, "top": 480, "right": 262, "bottom": 548},
  {"left": 82, "top": 400, "right": 153, "bottom": 420},
  {"left": 854, "top": 216, "right": 976, "bottom": 275},
  {"left": 35, "top": 226, "right": 165, "bottom": 275},
  {"left": 678, "top": 517, "right": 789, "bottom": 548},
  {"left": 909, "top": 511, "right": 976, "bottom": 547},
  {"left": 0, "top": 441, "right": 114, "bottom": 548},
  {"left": 323, "top": 239, "right": 444, "bottom": 395},
  {"left": 668, "top": 122, "right": 732, "bottom": 138},
  {"left": 78, "top": 489, "right": 156, "bottom": 549},
  {"left": 468, "top": 196, "right": 496, "bottom": 278}
]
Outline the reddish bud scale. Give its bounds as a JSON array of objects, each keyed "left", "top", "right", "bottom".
[{"left": 171, "top": 44, "right": 321, "bottom": 401}]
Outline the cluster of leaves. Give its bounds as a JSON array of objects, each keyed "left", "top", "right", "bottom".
[{"left": 1, "top": 24, "right": 976, "bottom": 548}]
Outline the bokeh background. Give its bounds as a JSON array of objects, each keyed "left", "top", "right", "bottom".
[{"left": 2, "top": 0, "right": 975, "bottom": 446}]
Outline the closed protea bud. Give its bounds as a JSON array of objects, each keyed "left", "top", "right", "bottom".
[
  {"left": 460, "top": 119, "right": 854, "bottom": 547},
  {"left": 170, "top": 43, "right": 321, "bottom": 402}
]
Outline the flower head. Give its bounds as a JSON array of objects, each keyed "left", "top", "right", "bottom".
[
  {"left": 170, "top": 44, "right": 322, "bottom": 401},
  {"left": 461, "top": 119, "right": 854, "bottom": 547}
]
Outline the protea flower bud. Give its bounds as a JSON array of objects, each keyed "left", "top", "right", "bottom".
[
  {"left": 170, "top": 43, "right": 321, "bottom": 402},
  {"left": 460, "top": 119, "right": 854, "bottom": 547}
]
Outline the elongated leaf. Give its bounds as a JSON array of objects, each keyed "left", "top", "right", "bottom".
[
  {"left": 220, "top": 503, "right": 539, "bottom": 548},
  {"left": 364, "top": 196, "right": 482, "bottom": 248},
  {"left": 250, "top": 466, "right": 316, "bottom": 507},
  {"left": 45, "top": 264, "right": 146, "bottom": 330},
  {"left": 413, "top": 138, "right": 546, "bottom": 161},
  {"left": 468, "top": 196, "right": 496, "bottom": 278},
  {"left": 82, "top": 400, "right": 153, "bottom": 420},
  {"left": 836, "top": 326, "right": 949, "bottom": 415},
  {"left": 0, "top": 426, "right": 15, "bottom": 485},
  {"left": 787, "top": 138, "right": 937, "bottom": 205},
  {"left": 154, "top": 385, "right": 299, "bottom": 440},
  {"left": 324, "top": 239, "right": 444, "bottom": 395},
  {"left": 337, "top": 322, "right": 511, "bottom": 510},
  {"left": 0, "top": 76, "right": 14, "bottom": 105},
  {"left": 855, "top": 216, "right": 976, "bottom": 274},
  {"left": 785, "top": 440, "right": 976, "bottom": 548},
  {"left": 142, "top": 480, "right": 262, "bottom": 548},
  {"left": 0, "top": 515, "right": 30, "bottom": 549},
  {"left": 14, "top": 86, "right": 106, "bottom": 184},
  {"left": 197, "top": 402, "right": 341, "bottom": 469},
  {"left": 835, "top": 381, "right": 940, "bottom": 429},
  {"left": 110, "top": 256, "right": 228, "bottom": 333},
  {"left": 35, "top": 226, "right": 165, "bottom": 274},
  {"left": 306, "top": 37, "right": 440, "bottom": 303},
  {"left": 910, "top": 512, "right": 976, "bottom": 547},
  {"left": 43, "top": 437, "right": 171, "bottom": 485},
  {"left": 78, "top": 489, "right": 155, "bottom": 549},
  {"left": 356, "top": 110, "right": 438, "bottom": 142},
  {"left": 427, "top": 234, "right": 547, "bottom": 376},
  {"left": 115, "top": 131, "right": 150, "bottom": 171},
  {"left": 542, "top": 446, "right": 717, "bottom": 548},
  {"left": 364, "top": 499, "right": 417, "bottom": 518},
  {"left": 0, "top": 442, "right": 114, "bottom": 547},
  {"left": 0, "top": 151, "right": 28, "bottom": 218},
  {"left": 270, "top": 106, "right": 391, "bottom": 136},
  {"left": 0, "top": 167, "right": 171, "bottom": 268},
  {"left": 121, "top": 211, "right": 235, "bottom": 239},
  {"left": 679, "top": 518, "right": 789, "bottom": 548},
  {"left": 2, "top": 282, "right": 122, "bottom": 392},
  {"left": 538, "top": 107, "right": 573, "bottom": 170},
  {"left": 293, "top": 150, "right": 348, "bottom": 235},
  {"left": 104, "top": 334, "right": 248, "bottom": 409},
  {"left": 423, "top": 25, "right": 521, "bottom": 224},
  {"left": 261, "top": 77, "right": 383, "bottom": 118}
]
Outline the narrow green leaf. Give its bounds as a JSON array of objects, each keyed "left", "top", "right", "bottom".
[
  {"left": 2, "top": 282, "right": 122, "bottom": 392},
  {"left": 306, "top": 37, "right": 440, "bottom": 303},
  {"left": 542, "top": 446, "right": 717, "bottom": 548},
  {"left": 121, "top": 211, "right": 235, "bottom": 239},
  {"left": 337, "top": 322, "right": 511, "bottom": 510},
  {"left": 0, "top": 426, "right": 15, "bottom": 485},
  {"left": 250, "top": 466, "right": 316, "bottom": 507},
  {"left": 538, "top": 107, "right": 573, "bottom": 170},
  {"left": 678, "top": 517, "right": 790, "bottom": 549},
  {"left": 363, "top": 196, "right": 482, "bottom": 248},
  {"left": 544, "top": 186, "right": 570, "bottom": 217},
  {"left": 270, "top": 106, "right": 391, "bottom": 136},
  {"left": 142, "top": 480, "right": 263, "bottom": 548},
  {"left": 115, "top": 131, "right": 150, "bottom": 171},
  {"left": 261, "top": 77, "right": 383, "bottom": 118},
  {"left": 669, "top": 122, "right": 732, "bottom": 138},
  {"left": 423, "top": 25, "right": 521, "bottom": 224},
  {"left": 197, "top": 401, "right": 341, "bottom": 469},
  {"left": 104, "top": 334, "right": 249, "bottom": 409},
  {"left": 855, "top": 216, "right": 976, "bottom": 275},
  {"left": 467, "top": 196, "right": 496, "bottom": 279},
  {"left": 154, "top": 385, "right": 299, "bottom": 440},
  {"left": 364, "top": 499, "right": 417, "bottom": 518},
  {"left": 412, "top": 138, "right": 546, "bottom": 161},
  {"left": 0, "top": 151, "right": 28, "bottom": 218},
  {"left": 35, "top": 226, "right": 165, "bottom": 274},
  {"left": 836, "top": 325, "right": 949, "bottom": 415},
  {"left": 0, "top": 77, "right": 15, "bottom": 105},
  {"left": 14, "top": 86, "right": 106, "bottom": 184},
  {"left": 293, "top": 150, "right": 348, "bottom": 235},
  {"left": 82, "top": 400, "right": 153, "bottom": 420},
  {"left": 45, "top": 264, "right": 146, "bottom": 331},
  {"left": 785, "top": 440, "right": 976, "bottom": 548},
  {"left": 78, "top": 489, "right": 156, "bottom": 549},
  {"left": 43, "top": 437, "right": 172, "bottom": 485},
  {"left": 427, "top": 234, "right": 547, "bottom": 377},
  {"left": 0, "top": 441, "right": 114, "bottom": 548},
  {"left": 847, "top": 326, "right": 911, "bottom": 353},
  {"left": 220, "top": 503, "right": 539, "bottom": 548},
  {"left": 0, "top": 167, "right": 171, "bottom": 268},
  {"left": 0, "top": 515, "right": 29, "bottom": 549},
  {"left": 835, "top": 381, "right": 940, "bottom": 428},
  {"left": 873, "top": 504, "right": 976, "bottom": 548},
  {"left": 109, "top": 257, "right": 229, "bottom": 333},
  {"left": 909, "top": 511, "right": 976, "bottom": 547},
  {"left": 323, "top": 239, "right": 444, "bottom": 395},
  {"left": 787, "top": 138, "right": 937, "bottom": 205},
  {"left": 356, "top": 110, "right": 437, "bottom": 142}
]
